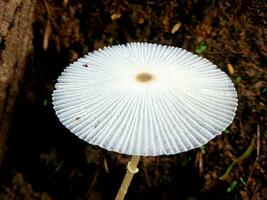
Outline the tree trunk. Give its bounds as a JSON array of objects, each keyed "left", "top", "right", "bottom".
[{"left": 0, "top": 0, "right": 35, "bottom": 171}]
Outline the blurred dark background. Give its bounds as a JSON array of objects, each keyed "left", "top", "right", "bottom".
[{"left": 0, "top": 0, "right": 266, "bottom": 199}]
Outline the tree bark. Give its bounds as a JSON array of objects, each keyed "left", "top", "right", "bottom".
[{"left": 0, "top": 0, "right": 35, "bottom": 171}]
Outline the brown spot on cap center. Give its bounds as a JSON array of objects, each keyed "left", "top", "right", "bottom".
[{"left": 136, "top": 72, "right": 154, "bottom": 83}]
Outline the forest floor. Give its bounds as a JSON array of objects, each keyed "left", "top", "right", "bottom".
[{"left": 0, "top": 0, "right": 266, "bottom": 200}]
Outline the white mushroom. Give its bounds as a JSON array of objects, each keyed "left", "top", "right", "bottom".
[{"left": 52, "top": 42, "right": 237, "bottom": 200}]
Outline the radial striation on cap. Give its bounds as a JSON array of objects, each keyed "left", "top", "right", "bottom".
[{"left": 52, "top": 42, "right": 238, "bottom": 156}]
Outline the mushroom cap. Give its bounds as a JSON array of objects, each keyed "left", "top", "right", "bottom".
[{"left": 52, "top": 42, "right": 237, "bottom": 156}]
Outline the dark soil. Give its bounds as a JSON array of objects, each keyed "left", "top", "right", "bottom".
[{"left": 1, "top": 0, "right": 266, "bottom": 200}]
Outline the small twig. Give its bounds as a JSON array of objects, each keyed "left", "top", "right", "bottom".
[
  {"left": 246, "top": 124, "right": 261, "bottom": 185},
  {"left": 205, "top": 51, "right": 224, "bottom": 55},
  {"left": 256, "top": 124, "right": 260, "bottom": 158},
  {"left": 247, "top": 159, "right": 258, "bottom": 185},
  {"left": 84, "top": 169, "right": 99, "bottom": 199},
  {"left": 219, "top": 136, "right": 256, "bottom": 180},
  {"left": 142, "top": 159, "right": 152, "bottom": 188},
  {"left": 195, "top": 152, "right": 204, "bottom": 175},
  {"left": 199, "top": 152, "right": 204, "bottom": 175},
  {"left": 103, "top": 157, "right": 110, "bottom": 174},
  {"left": 43, "top": 20, "right": 52, "bottom": 50},
  {"left": 42, "top": 0, "right": 60, "bottom": 31}
]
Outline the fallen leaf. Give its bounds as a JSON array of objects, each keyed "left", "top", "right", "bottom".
[
  {"left": 227, "top": 63, "right": 235, "bottom": 75},
  {"left": 111, "top": 13, "right": 121, "bottom": 20},
  {"left": 171, "top": 22, "right": 182, "bottom": 34}
]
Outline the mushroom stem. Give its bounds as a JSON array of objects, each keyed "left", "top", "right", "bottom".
[{"left": 115, "top": 155, "right": 141, "bottom": 200}]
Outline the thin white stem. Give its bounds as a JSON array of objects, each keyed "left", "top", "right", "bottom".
[{"left": 115, "top": 155, "right": 141, "bottom": 200}]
